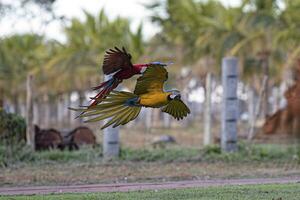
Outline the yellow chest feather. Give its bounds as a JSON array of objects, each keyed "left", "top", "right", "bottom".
[{"left": 139, "top": 93, "right": 169, "bottom": 108}]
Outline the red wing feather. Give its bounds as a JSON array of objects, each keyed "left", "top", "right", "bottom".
[
  {"left": 102, "top": 46, "right": 133, "bottom": 75},
  {"left": 88, "top": 78, "right": 121, "bottom": 108}
]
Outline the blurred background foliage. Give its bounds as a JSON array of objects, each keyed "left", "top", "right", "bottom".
[{"left": 1, "top": 0, "right": 300, "bottom": 105}]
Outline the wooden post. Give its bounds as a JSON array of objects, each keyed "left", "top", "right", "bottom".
[
  {"left": 221, "top": 57, "right": 238, "bottom": 152},
  {"left": 103, "top": 75, "right": 119, "bottom": 159},
  {"left": 26, "top": 74, "right": 35, "bottom": 149},
  {"left": 204, "top": 73, "right": 212, "bottom": 146}
]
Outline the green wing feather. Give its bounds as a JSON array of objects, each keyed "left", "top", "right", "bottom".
[
  {"left": 162, "top": 99, "right": 190, "bottom": 120},
  {"left": 134, "top": 65, "right": 168, "bottom": 95},
  {"left": 70, "top": 91, "right": 141, "bottom": 129}
]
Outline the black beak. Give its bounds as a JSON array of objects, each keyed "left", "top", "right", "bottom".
[{"left": 175, "top": 94, "right": 181, "bottom": 100}]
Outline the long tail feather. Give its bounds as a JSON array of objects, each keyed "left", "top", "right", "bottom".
[
  {"left": 71, "top": 91, "right": 142, "bottom": 129},
  {"left": 91, "top": 80, "right": 109, "bottom": 90},
  {"left": 88, "top": 78, "right": 121, "bottom": 108}
]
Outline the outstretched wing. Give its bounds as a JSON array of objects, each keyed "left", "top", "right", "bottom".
[
  {"left": 103, "top": 47, "right": 133, "bottom": 75},
  {"left": 162, "top": 99, "right": 190, "bottom": 120},
  {"left": 134, "top": 65, "right": 168, "bottom": 95}
]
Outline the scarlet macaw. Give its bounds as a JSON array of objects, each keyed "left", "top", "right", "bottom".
[
  {"left": 73, "top": 65, "right": 190, "bottom": 129},
  {"left": 88, "top": 47, "right": 171, "bottom": 108}
]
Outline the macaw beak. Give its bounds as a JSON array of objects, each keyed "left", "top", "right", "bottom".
[
  {"left": 175, "top": 94, "right": 181, "bottom": 100},
  {"left": 169, "top": 94, "right": 181, "bottom": 100}
]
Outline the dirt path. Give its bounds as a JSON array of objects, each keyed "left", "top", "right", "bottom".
[{"left": 1, "top": 177, "right": 299, "bottom": 196}]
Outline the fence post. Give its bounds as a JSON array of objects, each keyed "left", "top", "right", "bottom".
[
  {"left": 221, "top": 57, "right": 238, "bottom": 152},
  {"left": 26, "top": 74, "right": 35, "bottom": 149},
  {"left": 204, "top": 73, "right": 212, "bottom": 146},
  {"left": 103, "top": 75, "right": 120, "bottom": 159}
]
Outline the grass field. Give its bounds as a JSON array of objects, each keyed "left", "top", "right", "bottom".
[
  {"left": 1, "top": 143, "right": 299, "bottom": 187},
  {"left": 1, "top": 183, "right": 299, "bottom": 200}
]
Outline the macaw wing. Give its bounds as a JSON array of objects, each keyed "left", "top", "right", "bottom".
[
  {"left": 162, "top": 99, "right": 190, "bottom": 120},
  {"left": 103, "top": 47, "right": 133, "bottom": 75},
  {"left": 134, "top": 65, "right": 168, "bottom": 95}
]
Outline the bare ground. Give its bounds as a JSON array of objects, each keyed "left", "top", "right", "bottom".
[
  {"left": 1, "top": 161, "right": 299, "bottom": 187},
  {"left": 0, "top": 177, "right": 299, "bottom": 195}
]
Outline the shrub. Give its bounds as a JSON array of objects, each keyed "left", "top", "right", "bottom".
[
  {"left": 0, "top": 109, "right": 26, "bottom": 143},
  {"left": 0, "top": 109, "right": 27, "bottom": 167}
]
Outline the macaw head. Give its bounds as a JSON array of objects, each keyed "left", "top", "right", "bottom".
[{"left": 168, "top": 90, "right": 181, "bottom": 100}]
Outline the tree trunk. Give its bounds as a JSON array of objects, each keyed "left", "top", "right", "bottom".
[
  {"left": 33, "top": 100, "right": 39, "bottom": 126},
  {"left": 145, "top": 109, "right": 152, "bottom": 132},
  {"left": 78, "top": 90, "right": 85, "bottom": 124},
  {"left": 163, "top": 113, "right": 171, "bottom": 128},
  {"left": 247, "top": 86, "right": 255, "bottom": 128},
  {"left": 13, "top": 93, "right": 20, "bottom": 114},
  {"left": 0, "top": 88, "right": 4, "bottom": 108},
  {"left": 271, "top": 87, "right": 279, "bottom": 114},
  {"left": 43, "top": 94, "right": 50, "bottom": 127},
  {"left": 66, "top": 93, "right": 72, "bottom": 126},
  {"left": 248, "top": 76, "right": 268, "bottom": 140},
  {"left": 26, "top": 74, "right": 35, "bottom": 149},
  {"left": 57, "top": 94, "right": 64, "bottom": 127},
  {"left": 262, "top": 55, "right": 270, "bottom": 118},
  {"left": 152, "top": 109, "right": 160, "bottom": 128},
  {"left": 204, "top": 73, "right": 212, "bottom": 146}
]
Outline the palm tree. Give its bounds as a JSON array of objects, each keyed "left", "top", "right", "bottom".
[
  {"left": 45, "top": 9, "right": 145, "bottom": 99},
  {"left": 0, "top": 34, "right": 46, "bottom": 113},
  {"left": 275, "top": 0, "right": 300, "bottom": 71},
  {"left": 148, "top": 0, "right": 290, "bottom": 116}
]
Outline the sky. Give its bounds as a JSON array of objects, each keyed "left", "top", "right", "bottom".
[{"left": 0, "top": 0, "right": 241, "bottom": 42}]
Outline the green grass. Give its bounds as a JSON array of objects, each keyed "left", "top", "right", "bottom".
[
  {"left": 200, "top": 143, "right": 300, "bottom": 163},
  {"left": 120, "top": 142, "right": 300, "bottom": 163},
  {"left": 1, "top": 183, "right": 300, "bottom": 200},
  {"left": 0, "top": 142, "right": 299, "bottom": 167},
  {"left": 119, "top": 147, "right": 200, "bottom": 162}
]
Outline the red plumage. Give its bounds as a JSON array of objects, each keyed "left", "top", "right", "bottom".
[{"left": 88, "top": 47, "right": 150, "bottom": 108}]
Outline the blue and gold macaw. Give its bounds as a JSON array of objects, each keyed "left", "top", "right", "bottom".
[{"left": 72, "top": 64, "right": 190, "bottom": 129}]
